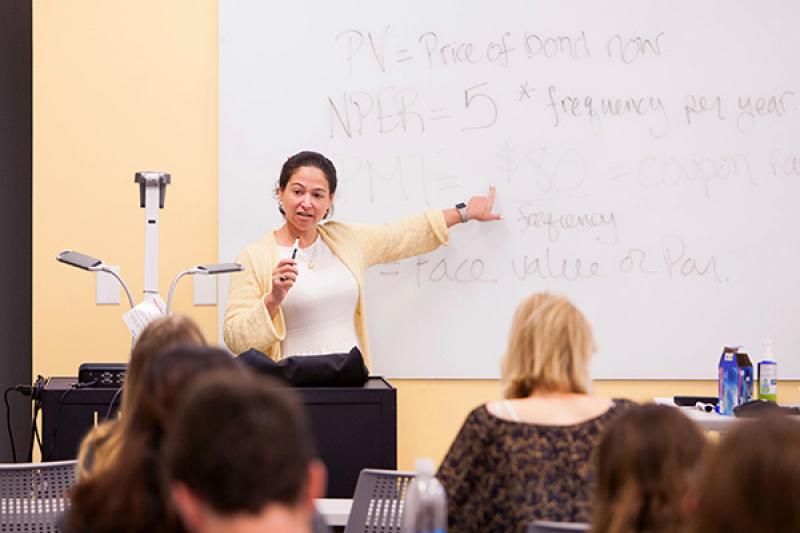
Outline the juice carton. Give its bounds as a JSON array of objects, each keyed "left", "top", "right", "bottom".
[
  {"left": 736, "top": 351, "right": 754, "bottom": 404},
  {"left": 718, "top": 346, "right": 740, "bottom": 415}
]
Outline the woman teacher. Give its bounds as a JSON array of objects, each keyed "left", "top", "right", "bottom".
[{"left": 223, "top": 151, "right": 501, "bottom": 367}]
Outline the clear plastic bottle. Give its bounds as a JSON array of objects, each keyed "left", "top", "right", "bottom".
[
  {"left": 758, "top": 339, "right": 778, "bottom": 402},
  {"left": 402, "top": 458, "right": 447, "bottom": 533}
]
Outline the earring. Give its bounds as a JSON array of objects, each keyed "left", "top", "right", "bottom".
[
  {"left": 324, "top": 205, "right": 335, "bottom": 220},
  {"left": 278, "top": 202, "right": 286, "bottom": 217}
]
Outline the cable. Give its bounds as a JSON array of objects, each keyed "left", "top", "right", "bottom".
[
  {"left": 44, "top": 380, "right": 96, "bottom": 462},
  {"left": 29, "top": 376, "right": 46, "bottom": 461},
  {"left": 27, "top": 397, "right": 44, "bottom": 463},
  {"left": 44, "top": 387, "right": 74, "bottom": 461},
  {"left": 104, "top": 386, "right": 124, "bottom": 421},
  {"left": 4, "top": 387, "right": 17, "bottom": 463},
  {"left": 34, "top": 417, "right": 42, "bottom": 454}
]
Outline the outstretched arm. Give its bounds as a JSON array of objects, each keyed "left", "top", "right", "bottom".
[{"left": 443, "top": 186, "right": 503, "bottom": 228}]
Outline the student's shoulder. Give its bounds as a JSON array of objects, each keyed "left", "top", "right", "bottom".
[{"left": 451, "top": 404, "right": 496, "bottom": 431}]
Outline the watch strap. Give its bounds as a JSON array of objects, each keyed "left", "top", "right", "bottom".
[{"left": 455, "top": 202, "right": 469, "bottom": 223}]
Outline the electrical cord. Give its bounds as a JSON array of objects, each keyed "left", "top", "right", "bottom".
[
  {"left": 27, "top": 376, "right": 46, "bottom": 462},
  {"left": 34, "top": 416, "right": 42, "bottom": 453},
  {"left": 27, "top": 397, "right": 42, "bottom": 462},
  {"left": 6, "top": 377, "right": 119, "bottom": 463},
  {"left": 4, "top": 387, "right": 17, "bottom": 463},
  {"left": 104, "top": 386, "right": 124, "bottom": 421},
  {"left": 45, "top": 379, "right": 97, "bottom": 461},
  {"left": 4, "top": 376, "right": 45, "bottom": 463}
]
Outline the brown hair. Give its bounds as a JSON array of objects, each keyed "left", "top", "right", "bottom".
[
  {"left": 76, "top": 314, "right": 206, "bottom": 478},
  {"left": 691, "top": 415, "right": 800, "bottom": 533},
  {"left": 592, "top": 404, "right": 706, "bottom": 533},
  {"left": 501, "top": 292, "right": 594, "bottom": 398},
  {"left": 68, "top": 345, "right": 242, "bottom": 533},
  {"left": 164, "top": 371, "right": 316, "bottom": 514}
]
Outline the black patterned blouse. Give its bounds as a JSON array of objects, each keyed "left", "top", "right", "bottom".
[{"left": 436, "top": 399, "right": 636, "bottom": 533}]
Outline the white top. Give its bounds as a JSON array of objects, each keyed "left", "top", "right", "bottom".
[{"left": 277, "top": 237, "right": 360, "bottom": 357}]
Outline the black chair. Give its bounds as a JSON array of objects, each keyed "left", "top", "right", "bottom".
[
  {"left": 344, "top": 469, "right": 415, "bottom": 533},
  {"left": 0, "top": 460, "right": 77, "bottom": 531}
]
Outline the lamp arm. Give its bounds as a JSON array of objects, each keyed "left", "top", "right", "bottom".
[
  {"left": 166, "top": 269, "right": 194, "bottom": 315},
  {"left": 101, "top": 267, "right": 135, "bottom": 309}
]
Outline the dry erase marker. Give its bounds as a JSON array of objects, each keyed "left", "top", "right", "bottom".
[{"left": 291, "top": 238, "right": 300, "bottom": 260}]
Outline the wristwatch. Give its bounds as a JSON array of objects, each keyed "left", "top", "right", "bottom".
[{"left": 455, "top": 202, "right": 469, "bottom": 223}]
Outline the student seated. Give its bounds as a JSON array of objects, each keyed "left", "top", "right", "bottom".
[
  {"left": 66, "top": 345, "right": 243, "bottom": 533},
  {"left": 76, "top": 314, "right": 207, "bottom": 479},
  {"left": 691, "top": 415, "right": 800, "bottom": 533},
  {"left": 437, "top": 292, "right": 635, "bottom": 533},
  {"left": 164, "top": 371, "right": 328, "bottom": 533},
  {"left": 592, "top": 404, "right": 707, "bottom": 533}
]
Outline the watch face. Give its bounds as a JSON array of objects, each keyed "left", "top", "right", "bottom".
[{"left": 455, "top": 202, "right": 467, "bottom": 209}]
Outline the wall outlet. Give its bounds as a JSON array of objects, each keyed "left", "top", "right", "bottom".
[
  {"left": 193, "top": 274, "right": 217, "bottom": 305},
  {"left": 96, "top": 266, "right": 121, "bottom": 305}
]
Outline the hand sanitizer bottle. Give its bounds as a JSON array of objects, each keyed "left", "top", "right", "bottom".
[{"left": 758, "top": 340, "right": 778, "bottom": 402}]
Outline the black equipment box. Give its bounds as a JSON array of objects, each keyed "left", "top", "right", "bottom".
[
  {"left": 41, "top": 376, "right": 397, "bottom": 497},
  {"left": 78, "top": 363, "right": 127, "bottom": 388}
]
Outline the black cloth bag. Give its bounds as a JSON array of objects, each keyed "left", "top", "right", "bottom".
[{"left": 236, "top": 346, "right": 368, "bottom": 387}]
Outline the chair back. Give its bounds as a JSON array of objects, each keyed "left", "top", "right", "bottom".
[
  {"left": 0, "top": 460, "right": 77, "bottom": 532},
  {"left": 344, "top": 468, "right": 415, "bottom": 533},
  {"left": 527, "top": 520, "right": 591, "bottom": 532}
]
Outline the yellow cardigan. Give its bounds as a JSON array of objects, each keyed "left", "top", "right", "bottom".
[{"left": 223, "top": 210, "right": 449, "bottom": 368}]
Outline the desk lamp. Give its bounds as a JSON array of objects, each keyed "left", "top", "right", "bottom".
[
  {"left": 57, "top": 171, "right": 243, "bottom": 327},
  {"left": 166, "top": 262, "right": 243, "bottom": 314},
  {"left": 56, "top": 250, "right": 135, "bottom": 309}
]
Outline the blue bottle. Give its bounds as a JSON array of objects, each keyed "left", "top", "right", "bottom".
[{"left": 718, "top": 346, "right": 739, "bottom": 415}]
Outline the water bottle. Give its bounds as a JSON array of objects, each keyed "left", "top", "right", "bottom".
[{"left": 402, "top": 458, "right": 447, "bottom": 533}]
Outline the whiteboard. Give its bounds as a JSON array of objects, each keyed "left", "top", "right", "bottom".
[{"left": 219, "top": 0, "right": 800, "bottom": 379}]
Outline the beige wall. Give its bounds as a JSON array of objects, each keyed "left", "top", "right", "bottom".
[
  {"left": 33, "top": 0, "right": 219, "bottom": 376},
  {"left": 32, "top": 1, "right": 798, "bottom": 471}
]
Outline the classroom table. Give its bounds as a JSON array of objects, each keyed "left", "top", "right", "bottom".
[
  {"left": 315, "top": 498, "right": 352, "bottom": 528},
  {"left": 653, "top": 397, "right": 800, "bottom": 432},
  {"left": 654, "top": 397, "right": 741, "bottom": 432}
]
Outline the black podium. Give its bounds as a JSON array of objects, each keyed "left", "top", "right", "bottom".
[{"left": 41, "top": 376, "right": 396, "bottom": 497}]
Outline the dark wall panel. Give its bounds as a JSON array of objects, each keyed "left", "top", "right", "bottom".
[{"left": 0, "top": 0, "right": 33, "bottom": 462}]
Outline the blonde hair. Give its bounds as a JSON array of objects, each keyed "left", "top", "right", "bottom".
[
  {"left": 76, "top": 314, "right": 207, "bottom": 479},
  {"left": 501, "top": 292, "right": 594, "bottom": 398}
]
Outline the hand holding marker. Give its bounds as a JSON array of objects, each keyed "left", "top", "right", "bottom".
[{"left": 280, "top": 238, "right": 299, "bottom": 282}]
